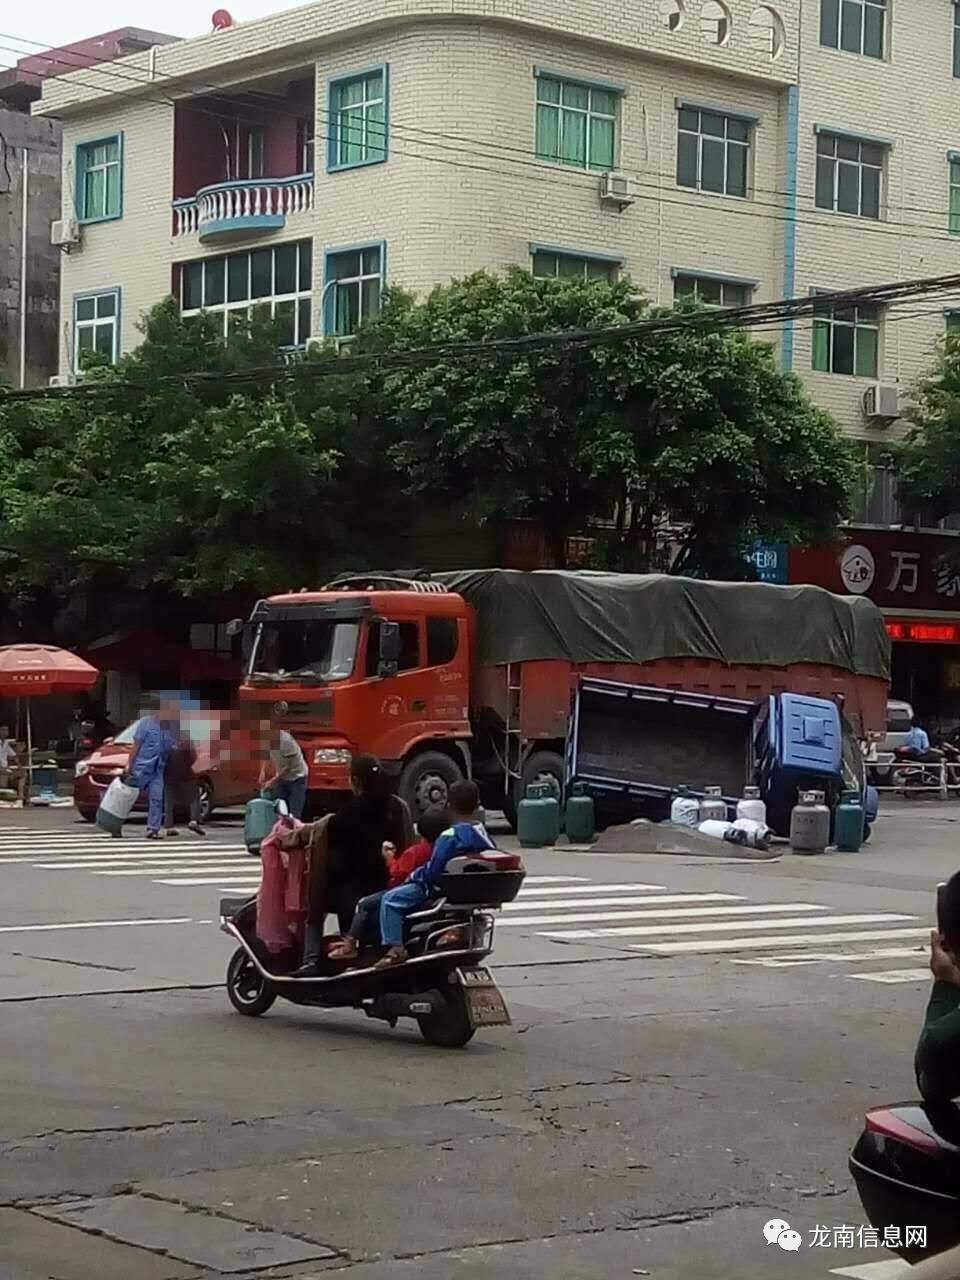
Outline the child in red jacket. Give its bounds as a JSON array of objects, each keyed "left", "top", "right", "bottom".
[{"left": 329, "top": 806, "right": 451, "bottom": 959}]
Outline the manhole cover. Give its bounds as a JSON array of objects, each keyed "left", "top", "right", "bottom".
[{"left": 36, "top": 1195, "right": 336, "bottom": 1273}]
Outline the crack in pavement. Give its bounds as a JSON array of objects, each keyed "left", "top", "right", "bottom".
[
  {"left": 0, "top": 982, "right": 222, "bottom": 1004},
  {"left": 11, "top": 952, "right": 135, "bottom": 973}
]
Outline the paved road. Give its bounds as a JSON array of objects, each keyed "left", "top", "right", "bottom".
[{"left": 0, "top": 801, "right": 955, "bottom": 1279}]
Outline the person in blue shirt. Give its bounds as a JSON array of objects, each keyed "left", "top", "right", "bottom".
[
  {"left": 375, "top": 779, "right": 495, "bottom": 967},
  {"left": 126, "top": 697, "right": 173, "bottom": 839},
  {"left": 904, "top": 722, "right": 931, "bottom": 754}
]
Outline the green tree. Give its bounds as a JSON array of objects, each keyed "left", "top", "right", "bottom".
[
  {"left": 0, "top": 300, "right": 390, "bottom": 597},
  {"left": 361, "top": 270, "right": 857, "bottom": 572},
  {"left": 897, "top": 332, "right": 960, "bottom": 523}
]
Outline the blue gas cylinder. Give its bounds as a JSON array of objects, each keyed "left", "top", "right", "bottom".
[
  {"left": 835, "top": 790, "right": 865, "bottom": 852},
  {"left": 244, "top": 792, "right": 277, "bottom": 854},
  {"left": 518, "top": 782, "right": 560, "bottom": 849},
  {"left": 564, "top": 784, "right": 596, "bottom": 843}
]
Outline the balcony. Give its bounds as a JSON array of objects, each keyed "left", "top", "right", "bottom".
[{"left": 172, "top": 173, "right": 313, "bottom": 242}]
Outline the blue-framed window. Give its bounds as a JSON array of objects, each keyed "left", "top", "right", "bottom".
[
  {"left": 531, "top": 246, "right": 619, "bottom": 281},
  {"left": 74, "top": 289, "right": 120, "bottom": 371},
  {"left": 328, "top": 67, "right": 387, "bottom": 170},
  {"left": 535, "top": 73, "right": 617, "bottom": 171},
  {"left": 324, "top": 243, "right": 384, "bottom": 338},
  {"left": 75, "top": 135, "right": 122, "bottom": 222}
]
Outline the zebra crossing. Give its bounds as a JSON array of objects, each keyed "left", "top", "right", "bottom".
[{"left": 0, "top": 828, "right": 934, "bottom": 981}]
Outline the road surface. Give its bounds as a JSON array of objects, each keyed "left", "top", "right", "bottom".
[{"left": 0, "top": 801, "right": 955, "bottom": 1279}]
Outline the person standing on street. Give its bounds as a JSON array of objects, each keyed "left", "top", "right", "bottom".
[
  {"left": 259, "top": 721, "right": 308, "bottom": 819},
  {"left": 126, "top": 697, "right": 171, "bottom": 839},
  {"left": 164, "top": 717, "right": 204, "bottom": 837},
  {"left": 0, "top": 725, "right": 23, "bottom": 802}
]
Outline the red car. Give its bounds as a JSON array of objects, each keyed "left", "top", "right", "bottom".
[{"left": 73, "top": 712, "right": 260, "bottom": 823}]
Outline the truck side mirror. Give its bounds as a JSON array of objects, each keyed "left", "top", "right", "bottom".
[
  {"left": 225, "top": 618, "right": 245, "bottom": 637},
  {"left": 378, "top": 621, "right": 400, "bottom": 678}
]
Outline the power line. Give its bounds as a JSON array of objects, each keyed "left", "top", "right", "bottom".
[{"left": 3, "top": 270, "right": 960, "bottom": 403}]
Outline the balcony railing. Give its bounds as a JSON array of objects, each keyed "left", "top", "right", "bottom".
[{"left": 172, "top": 173, "right": 314, "bottom": 241}]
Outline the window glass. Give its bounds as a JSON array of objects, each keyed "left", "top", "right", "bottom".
[
  {"left": 822, "top": 0, "right": 886, "bottom": 59},
  {"left": 332, "top": 69, "right": 387, "bottom": 167},
  {"left": 532, "top": 251, "right": 617, "bottom": 282},
  {"left": 676, "top": 108, "right": 751, "bottom": 197},
  {"left": 77, "top": 136, "right": 121, "bottom": 220},
  {"left": 811, "top": 301, "right": 879, "bottom": 377},
  {"left": 274, "top": 242, "right": 297, "bottom": 295},
  {"left": 427, "top": 619, "right": 458, "bottom": 667},
  {"left": 327, "top": 244, "right": 383, "bottom": 338},
  {"left": 299, "top": 240, "right": 312, "bottom": 292},
  {"left": 74, "top": 291, "right": 119, "bottom": 371},
  {"left": 250, "top": 249, "right": 272, "bottom": 299},
  {"left": 364, "top": 620, "right": 419, "bottom": 675},
  {"left": 204, "top": 258, "right": 225, "bottom": 307},
  {"left": 536, "top": 75, "right": 619, "bottom": 171},
  {"left": 298, "top": 298, "right": 312, "bottom": 344},
  {"left": 228, "top": 255, "right": 248, "bottom": 302},
  {"left": 815, "top": 133, "right": 882, "bottom": 218},
  {"left": 180, "top": 242, "right": 313, "bottom": 348}
]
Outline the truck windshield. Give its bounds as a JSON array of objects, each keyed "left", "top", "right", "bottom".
[{"left": 249, "top": 620, "right": 359, "bottom": 683}]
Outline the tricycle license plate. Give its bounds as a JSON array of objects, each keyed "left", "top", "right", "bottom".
[{"left": 457, "top": 967, "right": 511, "bottom": 1028}]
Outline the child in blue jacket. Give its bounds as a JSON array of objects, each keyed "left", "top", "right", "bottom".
[{"left": 375, "top": 779, "right": 495, "bottom": 966}]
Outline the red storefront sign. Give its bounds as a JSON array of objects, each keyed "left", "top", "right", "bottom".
[{"left": 791, "top": 529, "right": 960, "bottom": 617}]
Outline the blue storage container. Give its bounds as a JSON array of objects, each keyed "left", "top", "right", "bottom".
[{"left": 775, "top": 693, "right": 842, "bottom": 776}]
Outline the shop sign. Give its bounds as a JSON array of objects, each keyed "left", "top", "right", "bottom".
[
  {"left": 791, "top": 529, "right": 960, "bottom": 614},
  {"left": 745, "top": 541, "right": 789, "bottom": 584}
]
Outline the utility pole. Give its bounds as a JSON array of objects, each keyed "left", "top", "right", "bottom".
[{"left": 18, "top": 145, "right": 28, "bottom": 389}]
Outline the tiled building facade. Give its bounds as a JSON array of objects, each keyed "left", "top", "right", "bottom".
[{"left": 33, "top": 0, "right": 960, "bottom": 508}]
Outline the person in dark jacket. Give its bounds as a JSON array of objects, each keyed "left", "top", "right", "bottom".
[
  {"left": 916, "top": 870, "right": 960, "bottom": 1103},
  {"left": 163, "top": 724, "right": 204, "bottom": 837},
  {"left": 327, "top": 805, "right": 451, "bottom": 962},
  {"left": 293, "top": 754, "right": 412, "bottom": 976}
]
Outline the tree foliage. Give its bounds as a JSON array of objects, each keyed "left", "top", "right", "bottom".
[
  {"left": 0, "top": 300, "right": 393, "bottom": 597},
  {"left": 361, "top": 270, "right": 857, "bottom": 572},
  {"left": 897, "top": 332, "right": 960, "bottom": 521}
]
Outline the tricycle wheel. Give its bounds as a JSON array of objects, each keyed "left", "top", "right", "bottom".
[
  {"left": 226, "top": 947, "right": 276, "bottom": 1017},
  {"left": 417, "top": 988, "right": 475, "bottom": 1048}
]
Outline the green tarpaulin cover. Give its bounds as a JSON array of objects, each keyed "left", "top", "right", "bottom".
[{"left": 435, "top": 570, "right": 890, "bottom": 680}]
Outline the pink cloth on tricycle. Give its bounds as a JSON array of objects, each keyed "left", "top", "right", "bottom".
[{"left": 256, "top": 815, "right": 309, "bottom": 954}]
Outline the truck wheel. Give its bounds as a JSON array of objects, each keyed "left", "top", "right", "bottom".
[
  {"left": 226, "top": 948, "right": 276, "bottom": 1017},
  {"left": 417, "top": 989, "right": 475, "bottom": 1048},
  {"left": 398, "top": 752, "right": 464, "bottom": 820}
]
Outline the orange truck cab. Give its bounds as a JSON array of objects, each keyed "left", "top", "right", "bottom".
[
  {"left": 234, "top": 570, "right": 890, "bottom": 823},
  {"left": 236, "top": 580, "right": 475, "bottom": 815}
]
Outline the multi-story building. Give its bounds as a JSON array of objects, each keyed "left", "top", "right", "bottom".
[
  {"left": 0, "top": 28, "right": 175, "bottom": 388},
  {"left": 32, "top": 0, "right": 960, "bottom": 718}
]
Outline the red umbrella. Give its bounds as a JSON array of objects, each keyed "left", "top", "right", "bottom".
[{"left": 0, "top": 645, "right": 99, "bottom": 801}]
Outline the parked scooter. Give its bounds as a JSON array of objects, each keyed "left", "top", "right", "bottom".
[
  {"left": 893, "top": 745, "right": 946, "bottom": 794},
  {"left": 850, "top": 1100, "right": 960, "bottom": 1262},
  {"left": 220, "top": 851, "right": 525, "bottom": 1048}
]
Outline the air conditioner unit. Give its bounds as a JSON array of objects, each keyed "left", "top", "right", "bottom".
[
  {"left": 862, "top": 382, "right": 900, "bottom": 423},
  {"left": 50, "top": 217, "right": 81, "bottom": 247},
  {"left": 599, "top": 171, "right": 635, "bottom": 209},
  {"left": 48, "top": 373, "right": 77, "bottom": 388}
]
